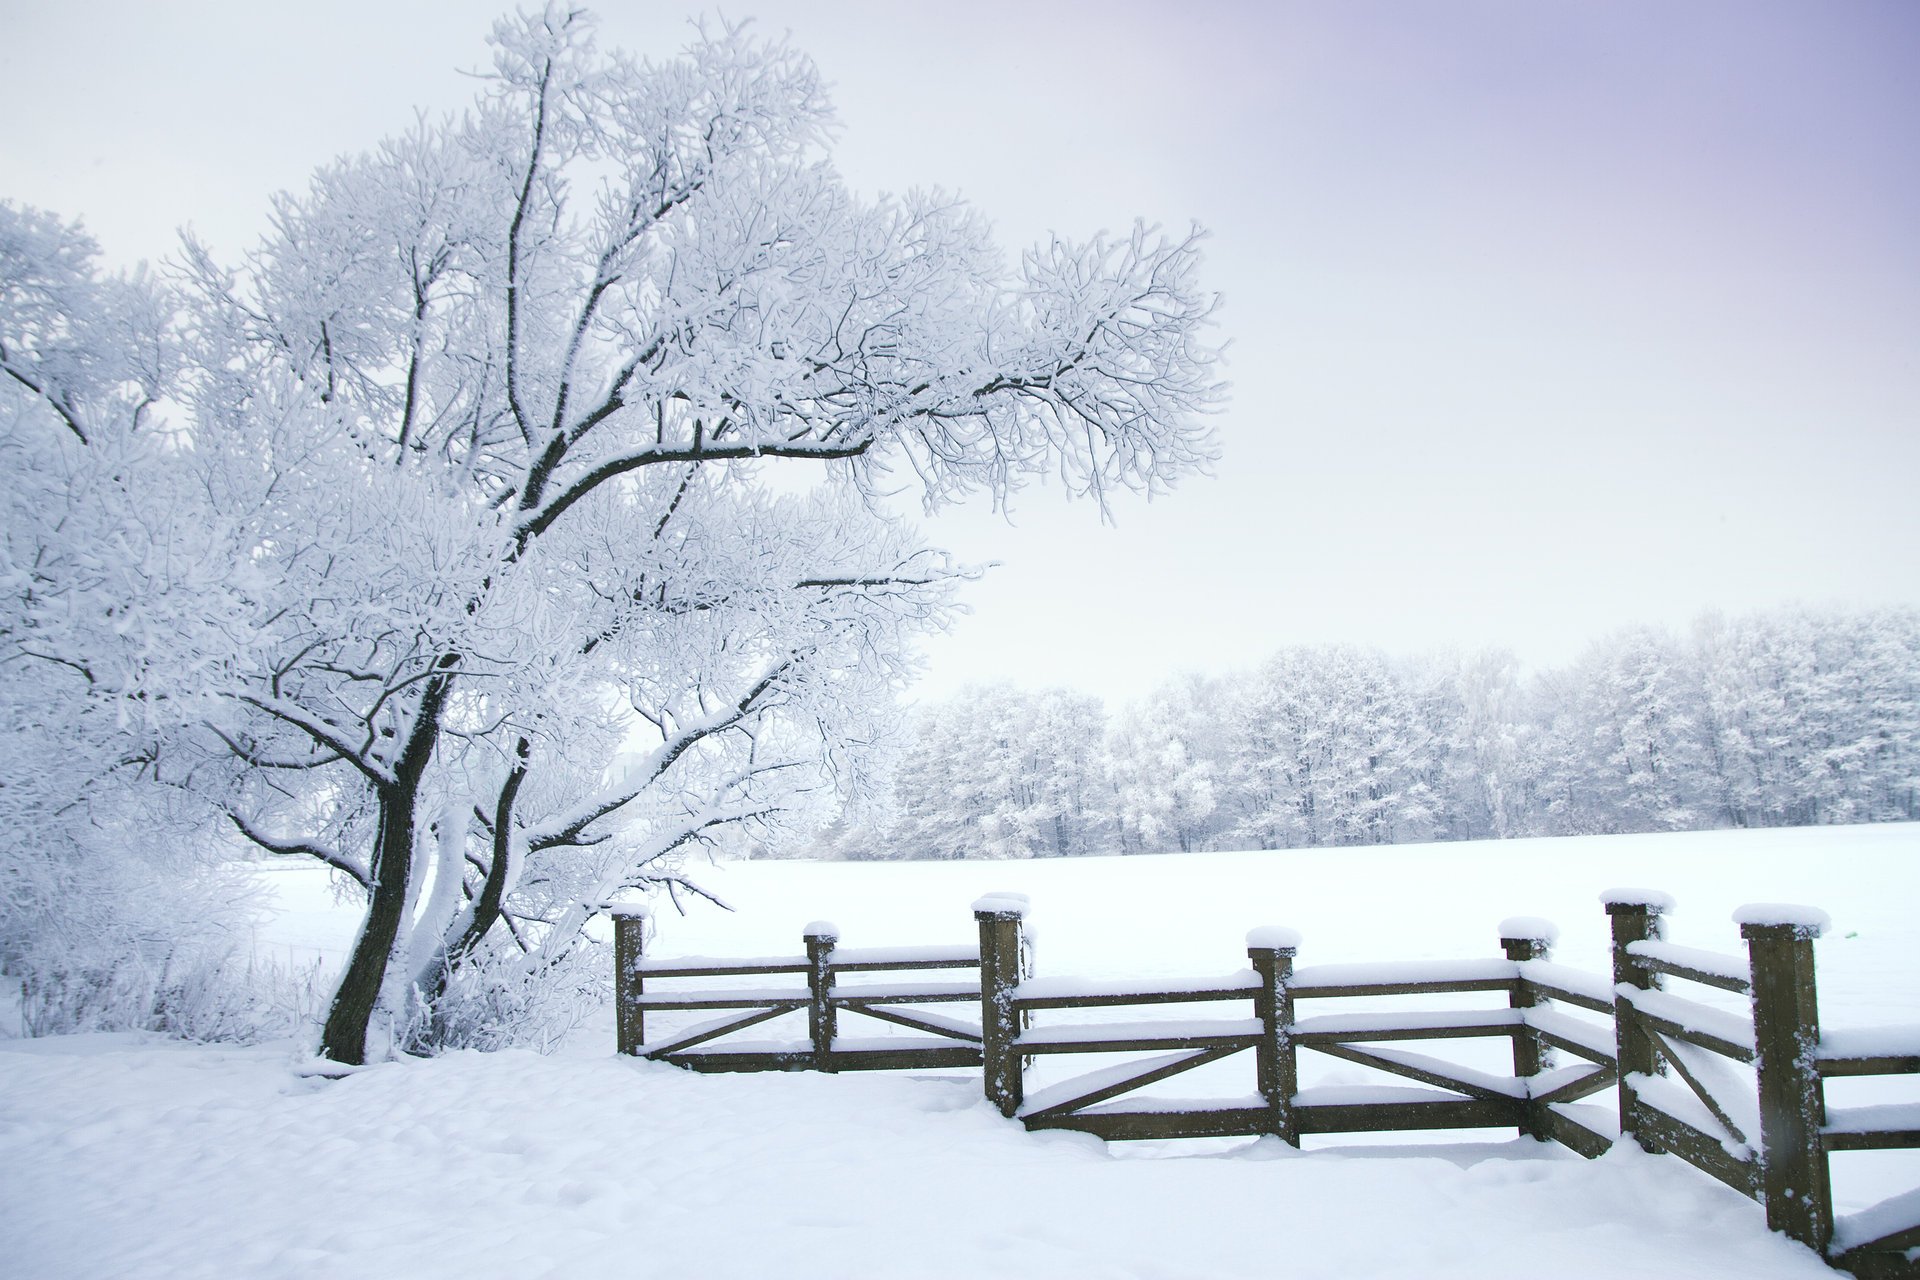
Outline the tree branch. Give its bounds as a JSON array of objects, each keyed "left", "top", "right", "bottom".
[
  {"left": 233, "top": 694, "right": 394, "bottom": 786},
  {"left": 512, "top": 438, "right": 871, "bottom": 552},
  {"left": 227, "top": 811, "right": 370, "bottom": 891},
  {"left": 0, "top": 355, "right": 90, "bottom": 444}
]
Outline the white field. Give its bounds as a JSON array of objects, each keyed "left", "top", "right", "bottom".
[{"left": 4, "top": 824, "right": 1917, "bottom": 1279}]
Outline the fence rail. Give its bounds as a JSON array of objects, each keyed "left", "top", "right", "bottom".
[{"left": 614, "top": 890, "right": 1919, "bottom": 1276}]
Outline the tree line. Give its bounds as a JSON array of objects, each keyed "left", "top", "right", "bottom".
[{"left": 820, "top": 607, "right": 1919, "bottom": 860}]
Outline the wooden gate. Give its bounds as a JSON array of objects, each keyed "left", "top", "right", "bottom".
[{"left": 1600, "top": 894, "right": 1920, "bottom": 1275}]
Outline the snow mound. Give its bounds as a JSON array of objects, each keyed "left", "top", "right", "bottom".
[
  {"left": 1498, "top": 916, "right": 1561, "bottom": 944},
  {"left": 1600, "top": 887, "right": 1677, "bottom": 911},
  {"left": 1732, "top": 903, "right": 1831, "bottom": 935}
]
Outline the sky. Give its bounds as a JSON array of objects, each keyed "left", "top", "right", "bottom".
[{"left": 4, "top": 0, "right": 1916, "bottom": 706}]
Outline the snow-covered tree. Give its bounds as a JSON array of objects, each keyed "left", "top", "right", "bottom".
[
  {"left": 128, "top": 9, "right": 1222, "bottom": 1063},
  {"left": 1403, "top": 649, "right": 1533, "bottom": 843},
  {"left": 1533, "top": 627, "right": 1709, "bottom": 835},
  {"left": 0, "top": 203, "right": 275, "bottom": 1035},
  {"left": 1020, "top": 689, "right": 1113, "bottom": 856},
  {"left": 1695, "top": 607, "right": 1920, "bottom": 828},
  {"left": 1224, "top": 646, "right": 1434, "bottom": 849},
  {"left": 882, "top": 685, "right": 1115, "bottom": 860},
  {"left": 1106, "top": 674, "right": 1226, "bottom": 853}
]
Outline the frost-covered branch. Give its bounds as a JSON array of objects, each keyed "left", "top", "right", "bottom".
[
  {"left": 226, "top": 811, "right": 370, "bottom": 890},
  {"left": 233, "top": 695, "right": 394, "bottom": 787}
]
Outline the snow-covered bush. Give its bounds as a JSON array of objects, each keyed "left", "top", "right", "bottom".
[{"left": 402, "top": 944, "right": 606, "bottom": 1056}]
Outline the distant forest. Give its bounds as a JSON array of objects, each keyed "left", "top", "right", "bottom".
[{"left": 817, "top": 606, "right": 1919, "bottom": 860}]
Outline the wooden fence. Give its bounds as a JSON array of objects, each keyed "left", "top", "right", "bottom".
[
  {"left": 612, "top": 907, "right": 985, "bottom": 1072},
  {"left": 615, "top": 891, "right": 1920, "bottom": 1276}
]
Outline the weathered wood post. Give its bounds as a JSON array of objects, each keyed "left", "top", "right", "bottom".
[
  {"left": 1604, "top": 889, "right": 1670, "bottom": 1148},
  {"left": 976, "top": 893, "right": 1029, "bottom": 1118},
  {"left": 1501, "top": 916, "right": 1559, "bottom": 1140},
  {"left": 1247, "top": 927, "right": 1301, "bottom": 1146},
  {"left": 805, "top": 921, "right": 839, "bottom": 1073},
  {"left": 612, "top": 903, "right": 650, "bottom": 1056},
  {"left": 1739, "top": 905, "right": 1833, "bottom": 1254}
]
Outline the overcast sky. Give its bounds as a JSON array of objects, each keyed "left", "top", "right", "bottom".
[{"left": 5, "top": 0, "right": 1916, "bottom": 704}]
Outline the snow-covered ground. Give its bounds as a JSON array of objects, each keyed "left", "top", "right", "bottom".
[{"left": 5, "top": 825, "right": 1916, "bottom": 1279}]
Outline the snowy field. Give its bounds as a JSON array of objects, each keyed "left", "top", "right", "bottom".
[{"left": 5, "top": 824, "right": 1917, "bottom": 1279}]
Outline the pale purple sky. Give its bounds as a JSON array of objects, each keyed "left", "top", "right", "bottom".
[{"left": 6, "top": 1, "right": 1916, "bottom": 703}]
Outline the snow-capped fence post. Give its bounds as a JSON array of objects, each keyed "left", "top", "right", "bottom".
[
  {"left": 1500, "top": 918, "right": 1558, "bottom": 1141},
  {"left": 805, "top": 922, "right": 840, "bottom": 1073},
  {"left": 1247, "top": 928, "right": 1301, "bottom": 1146},
  {"left": 976, "top": 894, "right": 1029, "bottom": 1118},
  {"left": 1739, "top": 907, "right": 1833, "bottom": 1254},
  {"left": 612, "top": 904, "right": 649, "bottom": 1056},
  {"left": 1605, "top": 891, "right": 1669, "bottom": 1150}
]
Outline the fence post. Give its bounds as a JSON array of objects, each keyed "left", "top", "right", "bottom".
[
  {"left": 976, "top": 894, "right": 1029, "bottom": 1118},
  {"left": 1605, "top": 890, "right": 1670, "bottom": 1148},
  {"left": 1501, "top": 917, "right": 1559, "bottom": 1141},
  {"left": 804, "top": 921, "right": 839, "bottom": 1073},
  {"left": 1247, "top": 927, "right": 1301, "bottom": 1146},
  {"left": 1739, "top": 906, "right": 1833, "bottom": 1255},
  {"left": 612, "top": 903, "right": 650, "bottom": 1056}
]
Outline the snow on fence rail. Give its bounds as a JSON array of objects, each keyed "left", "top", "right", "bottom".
[{"left": 613, "top": 892, "right": 1920, "bottom": 1277}]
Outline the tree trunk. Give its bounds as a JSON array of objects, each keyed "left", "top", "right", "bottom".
[
  {"left": 419, "top": 745, "right": 527, "bottom": 1016},
  {"left": 318, "top": 668, "right": 454, "bottom": 1065},
  {"left": 318, "top": 776, "right": 421, "bottom": 1064}
]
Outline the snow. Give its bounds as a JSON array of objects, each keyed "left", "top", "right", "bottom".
[
  {"left": 633, "top": 953, "right": 809, "bottom": 973},
  {"left": 1498, "top": 915, "right": 1560, "bottom": 943},
  {"left": 971, "top": 891, "right": 1030, "bottom": 917},
  {"left": 1661, "top": 1035, "right": 1763, "bottom": 1144},
  {"left": 850, "top": 1006, "right": 981, "bottom": 1040},
  {"left": 1552, "top": 1102, "right": 1622, "bottom": 1140},
  {"left": 1834, "top": 1185, "right": 1920, "bottom": 1253},
  {"left": 630, "top": 985, "right": 811, "bottom": 1006},
  {"left": 1289, "top": 958, "right": 1517, "bottom": 990},
  {"left": 1018, "top": 1049, "right": 1218, "bottom": 1117},
  {"left": 1616, "top": 985, "right": 1758, "bottom": 1056},
  {"left": 828, "top": 944, "right": 980, "bottom": 967},
  {"left": 1523, "top": 1007, "right": 1620, "bottom": 1061},
  {"left": 1014, "top": 972, "right": 1259, "bottom": 1002},
  {"left": 10, "top": 824, "right": 1920, "bottom": 1279},
  {"left": 1291, "top": 1009, "right": 1522, "bottom": 1037},
  {"left": 1016, "top": 1018, "right": 1264, "bottom": 1049},
  {"left": 1245, "top": 925, "right": 1302, "bottom": 951},
  {"left": 1824, "top": 1103, "right": 1920, "bottom": 1137},
  {"left": 1296, "top": 1083, "right": 1487, "bottom": 1107},
  {"left": 639, "top": 1010, "right": 795, "bottom": 1057},
  {"left": 1732, "top": 903, "right": 1832, "bottom": 935},
  {"left": 1629, "top": 1071, "right": 1753, "bottom": 1159},
  {"left": 803, "top": 919, "right": 840, "bottom": 940},
  {"left": 831, "top": 979, "right": 981, "bottom": 1000},
  {"left": 1601, "top": 887, "right": 1677, "bottom": 911},
  {"left": 1628, "top": 939, "right": 1752, "bottom": 986},
  {"left": 1341, "top": 1044, "right": 1530, "bottom": 1100},
  {"left": 1528, "top": 1062, "right": 1612, "bottom": 1100},
  {"left": 1819, "top": 1025, "right": 1920, "bottom": 1061},
  {"left": 1079, "top": 1092, "right": 1267, "bottom": 1116},
  {"left": 6, "top": 1042, "right": 1840, "bottom": 1280},
  {"left": 1520, "top": 959, "right": 1617, "bottom": 1008}
]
